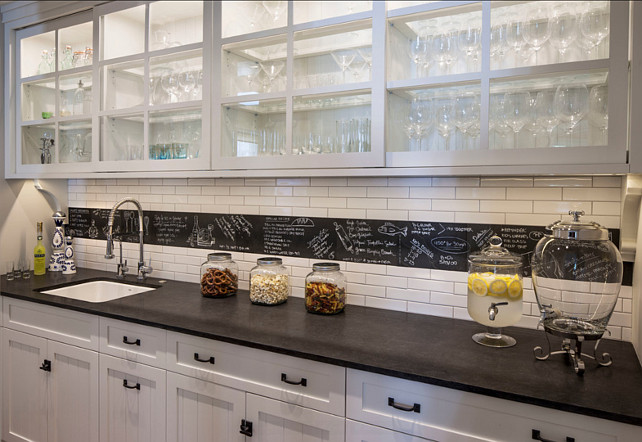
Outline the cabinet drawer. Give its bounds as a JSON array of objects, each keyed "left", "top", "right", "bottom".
[
  {"left": 167, "top": 331, "right": 345, "bottom": 415},
  {"left": 99, "top": 318, "right": 166, "bottom": 368},
  {"left": 347, "top": 369, "right": 641, "bottom": 442},
  {"left": 346, "top": 419, "right": 430, "bottom": 442},
  {"left": 2, "top": 297, "right": 99, "bottom": 350}
]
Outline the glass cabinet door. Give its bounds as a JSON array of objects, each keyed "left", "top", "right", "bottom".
[
  {"left": 16, "top": 11, "right": 94, "bottom": 171},
  {"left": 385, "top": 0, "right": 628, "bottom": 169},
  {"left": 97, "top": 0, "right": 208, "bottom": 171},
  {"left": 216, "top": 1, "right": 384, "bottom": 170}
]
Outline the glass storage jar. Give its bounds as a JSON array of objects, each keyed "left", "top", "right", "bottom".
[
  {"left": 249, "top": 257, "right": 289, "bottom": 305},
  {"left": 305, "top": 263, "right": 346, "bottom": 315},
  {"left": 200, "top": 252, "right": 238, "bottom": 298}
]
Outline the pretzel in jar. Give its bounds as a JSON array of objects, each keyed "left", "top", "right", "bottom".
[{"left": 201, "top": 267, "right": 238, "bottom": 297}]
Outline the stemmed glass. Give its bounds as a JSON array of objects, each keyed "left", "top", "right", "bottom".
[
  {"left": 490, "top": 95, "right": 512, "bottom": 149},
  {"left": 331, "top": 49, "right": 356, "bottom": 83},
  {"left": 435, "top": 99, "right": 455, "bottom": 151},
  {"left": 160, "top": 71, "right": 179, "bottom": 103},
  {"left": 554, "top": 84, "right": 589, "bottom": 138},
  {"left": 455, "top": 95, "right": 480, "bottom": 150},
  {"left": 262, "top": 1, "right": 287, "bottom": 22},
  {"left": 410, "top": 35, "right": 430, "bottom": 78},
  {"left": 458, "top": 24, "right": 481, "bottom": 71},
  {"left": 588, "top": 85, "right": 608, "bottom": 144},
  {"left": 549, "top": 6, "right": 578, "bottom": 62},
  {"left": 521, "top": 5, "right": 551, "bottom": 64},
  {"left": 503, "top": 91, "right": 531, "bottom": 149},
  {"left": 490, "top": 23, "right": 508, "bottom": 67},
  {"left": 506, "top": 19, "right": 527, "bottom": 64},
  {"left": 259, "top": 60, "right": 285, "bottom": 92},
  {"left": 534, "top": 90, "right": 560, "bottom": 147},
  {"left": 177, "top": 71, "right": 197, "bottom": 101},
  {"left": 357, "top": 47, "right": 372, "bottom": 77},
  {"left": 431, "top": 29, "right": 457, "bottom": 75},
  {"left": 408, "top": 98, "right": 433, "bottom": 151},
  {"left": 579, "top": 7, "right": 610, "bottom": 59}
]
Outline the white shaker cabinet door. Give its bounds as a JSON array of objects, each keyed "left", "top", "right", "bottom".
[
  {"left": 99, "top": 354, "right": 166, "bottom": 442},
  {"left": 47, "top": 340, "right": 99, "bottom": 442},
  {"left": 167, "top": 371, "right": 246, "bottom": 442},
  {"left": 2, "top": 328, "right": 48, "bottom": 442},
  {"left": 245, "top": 393, "right": 345, "bottom": 442}
]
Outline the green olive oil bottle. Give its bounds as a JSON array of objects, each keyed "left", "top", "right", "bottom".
[{"left": 34, "top": 222, "right": 46, "bottom": 275}]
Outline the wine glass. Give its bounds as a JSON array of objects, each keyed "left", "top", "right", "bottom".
[
  {"left": 503, "top": 91, "right": 531, "bottom": 148},
  {"left": 357, "top": 47, "right": 373, "bottom": 78},
  {"left": 409, "top": 98, "right": 433, "bottom": 151},
  {"left": 177, "top": 70, "right": 197, "bottom": 101},
  {"left": 523, "top": 94, "right": 542, "bottom": 148},
  {"left": 549, "top": 6, "right": 578, "bottom": 62},
  {"left": 521, "top": 4, "right": 551, "bottom": 65},
  {"left": 458, "top": 24, "right": 481, "bottom": 71},
  {"left": 435, "top": 99, "right": 455, "bottom": 151},
  {"left": 490, "top": 23, "right": 508, "bottom": 68},
  {"left": 331, "top": 49, "right": 356, "bottom": 83},
  {"left": 262, "top": 1, "right": 287, "bottom": 22},
  {"left": 259, "top": 60, "right": 284, "bottom": 92},
  {"left": 431, "top": 28, "right": 457, "bottom": 75},
  {"left": 554, "top": 84, "right": 589, "bottom": 136},
  {"left": 534, "top": 90, "right": 560, "bottom": 147},
  {"left": 506, "top": 19, "right": 527, "bottom": 65},
  {"left": 588, "top": 84, "right": 608, "bottom": 144},
  {"left": 490, "top": 94, "right": 512, "bottom": 149},
  {"left": 580, "top": 7, "right": 610, "bottom": 59},
  {"left": 160, "top": 70, "right": 179, "bottom": 103},
  {"left": 409, "top": 35, "right": 430, "bottom": 78}
]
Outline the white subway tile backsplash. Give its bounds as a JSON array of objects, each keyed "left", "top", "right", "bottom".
[
  {"left": 365, "top": 297, "right": 407, "bottom": 312},
  {"left": 534, "top": 177, "right": 592, "bottom": 187},
  {"left": 68, "top": 174, "right": 630, "bottom": 342},
  {"left": 563, "top": 187, "right": 620, "bottom": 201},
  {"left": 480, "top": 200, "right": 532, "bottom": 213},
  {"left": 431, "top": 199, "right": 479, "bottom": 212},
  {"left": 456, "top": 187, "right": 505, "bottom": 200},
  {"left": 592, "top": 176, "right": 622, "bottom": 188},
  {"left": 507, "top": 188, "right": 561, "bottom": 201},
  {"left": 533, "top": 201, "right": 591, "bottom": 214}
]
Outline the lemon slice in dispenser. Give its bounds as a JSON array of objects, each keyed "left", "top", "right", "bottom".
[
  {"left": 508, "top": 279, "right": 523, "bottom": 299},
  {"left": 471, "top": 278, "right": 488, "bottom": 296},
  {"left": 488, "top": 279, "right": 508, "bottom": 297}
]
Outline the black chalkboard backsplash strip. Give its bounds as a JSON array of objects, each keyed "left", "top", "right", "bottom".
[{"left": 68, "top": 207, "right": 623, "bottom": 280}]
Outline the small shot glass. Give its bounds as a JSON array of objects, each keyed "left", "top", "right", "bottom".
[
  {"left": 13, "top": 261, "right": 22, "bottom": 280},
  {"left": 22, "top": 261, "right": 31, "bottom": 279},
  {"left": 6, "top": 261, "right": 15, "bottom": 281}
]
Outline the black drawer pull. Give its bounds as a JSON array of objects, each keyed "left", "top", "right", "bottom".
[
  {"left": 123, "top": 379, "right": 140, "bottom": 390},
  {"left": 281, "top": 373, "right": 307, "bottom": 386},
  {"left": 122, "top": 336, "right": 141, "bottom": 346},
  {"left": 388, "top": 397, "right": 420, "bottom": 413},
  {"left": 194, "top": 353, "right": 215, "bottom": 364},
  {"left": 40, "top": 359, "right": 51, "bottom": 372},
  {"left": 239, "top": 419, "right": 253, "bottom": 436},
  {"left": 532, "top": 429, "right": 575, "bottom": 442}
]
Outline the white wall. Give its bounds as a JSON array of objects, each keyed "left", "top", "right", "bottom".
[{"left": 68, "top": 175, "right": 634, "bottom": 342}]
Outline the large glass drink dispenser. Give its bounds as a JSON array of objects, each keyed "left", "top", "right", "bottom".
[
  {"left": 531, "top": 211, "right": 623, "bottom": 375},
  {"left": 467, "top": 236, "right": 523, "bottom": 348}
]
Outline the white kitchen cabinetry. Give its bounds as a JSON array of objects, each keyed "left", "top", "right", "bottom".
[
  {"left": 386, "top": 1, "right": 629, "bottom": 170},
  {"left": 99, "top": 353, "right": 167, "bottom": 442},
  {"left": 2, "top": 328, "right": 99, "bottom": 442},
  {"left": 99, "top": 317, "right": 167, "bottom": 368},
  {"left": 346, "top": 368, "right": 642, "bottom": 442},
  {"left": 346, "top": 420, "right": 431, "bottom": 442},
  {"left": 3, "top": 1, "right": 635, "bottom": 177}
]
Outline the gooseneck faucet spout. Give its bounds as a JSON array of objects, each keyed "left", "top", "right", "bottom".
[{"left": 105, "top": 197, "right": 152, "bottom": 280}]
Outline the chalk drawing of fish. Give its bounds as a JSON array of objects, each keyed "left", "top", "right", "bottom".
[{"left": 378, "top": 222, "right": 407, "bottom": 237}]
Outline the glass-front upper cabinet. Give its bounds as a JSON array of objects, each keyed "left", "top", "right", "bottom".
[
  {"left": 98, "top": 1, "right": 208, "bottom": 171},
  {"left": 385, "top": 1, "right": 628, "bottom": 170},
  {"left": 214, "top": 0, "right": 384, "bottom": 170},
  {"left": 16, "top": 11, "right": 95, "bottom": 172}
]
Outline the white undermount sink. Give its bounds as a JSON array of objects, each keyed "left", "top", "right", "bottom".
[{"left": 40, "top": 280, "right": 156, "bottom": 303}]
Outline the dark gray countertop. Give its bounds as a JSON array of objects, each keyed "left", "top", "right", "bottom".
[{"left": 3, "top": 268, "right": 642, "bottom": 427}]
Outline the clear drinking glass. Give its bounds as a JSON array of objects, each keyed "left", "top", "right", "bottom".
[
  {"left": 408, "top": 98, "right": 432, "bottom": 151},
  {"left": 504, "top": 91, "right": 531, "bottom": 148},
  {"left": 554, "top": 84, "right": 589, "bottom": 135},
  {"left": 506, "top": 19, "right": 527, "bottom": 63},
  {"left": 490, "top": 23, "right": 508, "bottom": 66},
  {"left": 410, "top": 35, "right": 430, "bottom": 77},
  {"left": 588, "top": 84, "right": 608, "bottom": 143},
  {"left": 535, "top": 90, "right": 560, "bottom": 146},
  {"left": 579, "top": 7, "right": 610, "bottom": 59},
  {"left": 549, "top": 7, "right": 578, "bottom": 62},
  {"left": 521, "top": 5, "right": 551, "bottom": 64},
  {"left": 259, "top": 60, "right": 285, "bottom": 92},
  {"left": 431, "top": 30, "right": 457, "bottom": 74},
  {"left": 490, "top": 94, "right": 512, "bottom": 149},
  {"left": 331, "top": 50, "right": 355, "bottom": 83},
  {"left": 435, "top": 99, "right": 455, "bottom": 151},
  {"left": 457, "top": 24, "right": 481, "bottom": 70}
]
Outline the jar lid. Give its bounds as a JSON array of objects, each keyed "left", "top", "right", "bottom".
[
  {"left": 548, "top": 210, "right": 608, "bottom": 241},
  {"left": 257, "top": 257, "right": 282, "bottom": 265},
  {"left": 312, "top": 262, "right": 340, "bottom": 271},
  {"left": 207, "top": 252, "right": 232, "bottom": 261},
  {"left": 468, "top": 236, "right": 522, "bottom": 266}
]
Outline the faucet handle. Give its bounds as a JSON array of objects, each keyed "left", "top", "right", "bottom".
[{"left": 137, "top": 259, "right": 153, "bottom": 280}]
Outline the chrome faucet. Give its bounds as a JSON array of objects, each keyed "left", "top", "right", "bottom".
[{"left": 105, "top": 197, "right": 152, "bottom": 280}]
